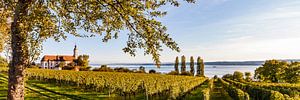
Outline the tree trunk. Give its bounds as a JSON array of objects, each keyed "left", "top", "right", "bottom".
[{"left": 7, "top": 1, "right": 29, "bottom": 100}]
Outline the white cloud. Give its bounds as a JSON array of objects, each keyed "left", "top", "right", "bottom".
[{"left": 177, "top": 1, "right": 300, "bottom": 61}]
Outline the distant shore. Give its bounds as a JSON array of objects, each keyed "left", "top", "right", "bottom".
[{"left": 92, "top": 59, "right": 300, "bottom": 66}]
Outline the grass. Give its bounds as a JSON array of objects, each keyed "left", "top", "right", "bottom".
[{"left": 0, "top": 72, "right": 117, "bottom": 100}]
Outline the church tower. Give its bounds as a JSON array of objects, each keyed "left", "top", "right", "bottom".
[{"left": 73, "top": 45, "right": 78, "bottom": 59}]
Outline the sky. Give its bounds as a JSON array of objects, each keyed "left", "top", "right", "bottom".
[{"left": 39, "top": 0, "right": 300, "bottom": 64}]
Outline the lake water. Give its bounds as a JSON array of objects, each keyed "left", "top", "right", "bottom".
[{"left": 90, "top": 64, "right": 260, "bottom": 78}]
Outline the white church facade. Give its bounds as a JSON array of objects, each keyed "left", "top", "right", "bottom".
[{"left": 40, "top": 45, "right": 78, "bottom": 70}]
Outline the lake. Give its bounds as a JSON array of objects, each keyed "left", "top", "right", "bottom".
[{"left": 90, "top": 64, "right": 260, "bottom": 78}]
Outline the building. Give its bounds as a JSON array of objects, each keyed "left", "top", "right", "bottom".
[{"left": 40, "top": 45, "right": 78, "bottom": 70}]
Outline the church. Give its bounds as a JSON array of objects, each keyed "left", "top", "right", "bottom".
[{"left": 40, "top": 45, "right": 78, "bottom": 70}]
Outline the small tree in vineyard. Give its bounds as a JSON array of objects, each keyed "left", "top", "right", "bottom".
[
  {"left": 174, "top": 56, "right": 179, "bottom": 73},
  {"left": 181, "top": 55, "right": 186, "bottom": 73},
  {"left": 190, "top": 56, "right": 194, "bottom": 75}
]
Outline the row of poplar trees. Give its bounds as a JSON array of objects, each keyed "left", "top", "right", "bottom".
[{"left": 174, "top": 56, "right": 205, "bottom": 76}]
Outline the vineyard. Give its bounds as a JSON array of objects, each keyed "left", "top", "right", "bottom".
[
  {"left": 26, "top": 69, "right": 208, "bottom": 99},
  {"left": 1, "top": 68, "right": 300, "bottom": 100}
]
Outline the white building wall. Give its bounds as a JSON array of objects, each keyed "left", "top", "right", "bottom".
[{"left": 40, "top": 61, "right": 71, "bottom": 70}]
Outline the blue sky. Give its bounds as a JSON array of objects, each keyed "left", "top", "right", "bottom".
[{"left": 40, "top": 0, "right": 300, "bottom": 64}]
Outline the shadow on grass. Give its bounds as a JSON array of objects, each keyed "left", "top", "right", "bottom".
[
  {"left": 25, "top": 86, "right": 54, "bottom": 99},
  {"left": 28, "top": 83, "right": 88, "bottom": 100}
]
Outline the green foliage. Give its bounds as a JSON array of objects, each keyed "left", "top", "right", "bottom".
[
  {"left": 62, "top": 65, "right": 75, "bottom": 70},
  {"left": 255, "top": 60, "right": 300, "bottom": 83},
  {"left": 167, "top": 71, "right": 179, "bottom": 75},
  {"left": 270, "top": 90, "right": 286, "bottom": 100},
  {"left": 149, "top": 69, "right": 156, "bottom": 74},
  {"left": 222, "top": 74, "right": 233, "bottom": 80},
  {"left": 92, "top": 65, "right": 114, "bottom": 72},
  {"left": 26, "top": 68, "right": 207, "bottom": 99},
  {"left": 0, "top": 67, "right": 8, "bottom": 72},
  {"left": 240, "top": 80, "right": 300, "bottom": 97},
  {"left": 255, "top": 60, "right": 288, "bottom": 83},
  {"left": 196, "top": 57, "right": 204, "bottom": 76},
  {"left": 181, "top": 55, "right": 186, "bottom": 73},
  {"left": 138, "top": 66, "right": 146, "bottom": 73},
  {"left": 201, "top": 79, "right": 214, "bottom": 100},
  {"left": 114, "top": 67, "right": 133, "bottom": 73},
  {"left": 0, "top": 0, "right": 196, "bottom": 67},
  {"left": 200, "top": 58, "right": 204, "bottom": 76},
  {"left": 2, "top": 1, "right": 196, "bottom": 98},
  {"left": 219, "top": 78, "right": 250, "bottom": 100},
  {"left": 0, "top": 11, "right": 10, "bottom": 53},
  {"left": 245, "top": 72, "right": 252, "bottom": 82},
  {"left": 190, "top": 56, "right": 194, "bottom": 75},
  {"left": 174, "top": 56, "right": 179, "bottom": 73},
  {"left": 0, "top": 56, "right": 7, "bottom": 67},
  {"left": 224, "top": 79, "right": 299, "bottom": 100},
  {"left": 284, "top": 62, "right": 300, "bottom": 83},
  {"left": 233, "top": 71, "right": 244, "bottom": 81},
  {"left": 77, "top": 55, "right": 89, "bottom": 68},
  {"left": 57, "top": 62, "right": 65, "bottom": 68},
  {"left": 80, "top": 66, "right": 91, "bottom": 71},
  {"left": 196, "top": 57, "right": 201, "bottom": 76}
]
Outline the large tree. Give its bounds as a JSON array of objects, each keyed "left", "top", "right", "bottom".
[
  {"left": 284, "top": 62, "right": 300, "bottom": 83},
  {"left": 0, "top": 0, "right": 195, "bottom": 99},
  {"left": 254, "top": 60, "right": 288, "bottom": 83}
]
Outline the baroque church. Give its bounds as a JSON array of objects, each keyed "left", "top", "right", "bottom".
[{"left": 40, "top": 45, "right": 78, "bottom": 70}]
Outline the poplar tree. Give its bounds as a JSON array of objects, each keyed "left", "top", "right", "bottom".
[
  {"left": 181, "top": 55, "right": 186, "bottom": 73},
  {"left": 200, "top": 57, "right": 205, "bottom": 76},
  {"left": 196, "top": 57, "right": 201, "bottom": 76},
  {"left": 190, "top": 56, "right": 194, "bottom": 75},
  {"left": 0, "top": 0, "right": 195, "bottom": 99},
  {"left": 174, "top": 56, "right": 179, "bottom": 73}
]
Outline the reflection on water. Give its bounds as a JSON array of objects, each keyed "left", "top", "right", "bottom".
[{"left": 90, "top": 64, "right": 259, "bottom": 78}]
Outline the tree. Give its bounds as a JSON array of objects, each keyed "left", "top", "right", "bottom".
[
  {"left": 190, "top": 56, "right": 194, "bottom": 75},
  {"left": 149, "top": 69, "right": 156, "bottom": 74},
  {"left": 196, "top": 57, "right": 201, "bottom": 76},
  {"left": 139, "top": 66, "right": 146, "bottom": 73},
  {"left": 254, "top": 60, "right": 288, "bottom": 83},
  {"left": 77, "top": 55, "right": 89, "bottom": 68},
  {"left": 0, "top": 0, "right": 195, "bottom": 99},
  {"left": 200, "top": 57, "right": 204, "bottom": 76},
  {"left": 174, "top": 56, "right": 179, "bottom": 73},
  {"left": 244, "top": 72, "right": 252, "bottom": 82},
  {"left": 197, "top": 56, "right": 204, "bottom": 76},
  {"left": 284, "top": 62, "right": 300, "bottom": 83},
  {"left": 233, "top": 71, "right": 244, "bottom": 81},
  {"left": 57, "top": 62, "right": 66, "bottom": 68},
  {"left": 181, "top": 55, "right": 186, "bottom": 73}
]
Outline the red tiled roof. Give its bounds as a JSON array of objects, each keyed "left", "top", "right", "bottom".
[{"left": 41, "top": 55, "right": 75, "bottom": 61}]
